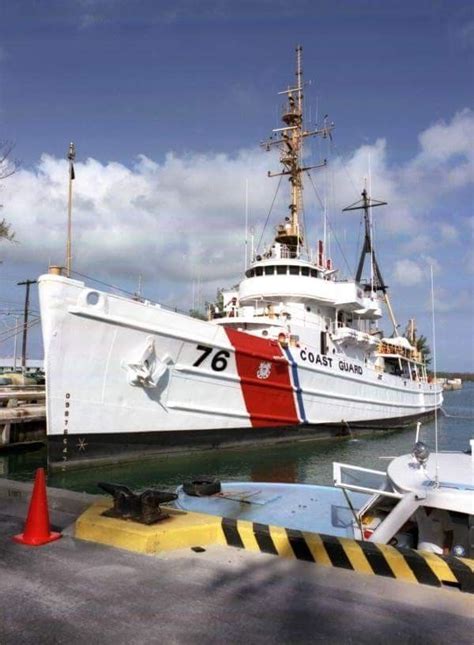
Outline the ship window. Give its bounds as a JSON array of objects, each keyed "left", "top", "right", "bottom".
[
  {"left": 289, "top": 266, "right": 299, "bottom": 275},
  {"left": 310, "top": 269, "right": 318, "bottom": 277},
  {"left": 277, "top": 266, "right": 287, "bottom": 275},
  {"left": 256, "top": 267, "right": 263, "bottom": 276},
  {"left": 302, "top": 267, "right": 310, "bottom": 276},
  {"left": 265, "top": 266, "right": 274, "bottom": 275},
  {"left": 245, "top": 269, "right": 253, "bottom": 278}
]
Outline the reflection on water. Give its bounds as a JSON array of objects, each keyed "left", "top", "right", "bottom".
[{"left": 1, "top": 384, "right": 472, "bottom": 494}]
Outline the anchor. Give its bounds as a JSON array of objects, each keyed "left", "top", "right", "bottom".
[{"left": 98, "top": 482, "right": 178, "bottom": 525}]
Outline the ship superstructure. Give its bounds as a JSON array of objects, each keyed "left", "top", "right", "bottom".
[{"left": 38, "top": 47, "right": 442, "bottom": 469}]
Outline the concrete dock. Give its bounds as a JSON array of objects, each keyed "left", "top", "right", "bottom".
[{"left": 1, "top": 480, "right": 472, "bottom": 644}]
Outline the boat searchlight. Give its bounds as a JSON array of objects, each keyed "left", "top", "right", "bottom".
[{"left": 412, "top": 441, "right": 430, "bottom": 466}]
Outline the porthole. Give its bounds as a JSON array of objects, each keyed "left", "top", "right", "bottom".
[
  {"left": 262, "top": 330, "right": 268, "bottom": 336},
  {"left": 86, "top": 291, "right": 100, "bottom": 306}
]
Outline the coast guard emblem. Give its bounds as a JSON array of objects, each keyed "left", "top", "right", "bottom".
[{"left": 257, "top": 361, "right": 272, "bottom": 380}]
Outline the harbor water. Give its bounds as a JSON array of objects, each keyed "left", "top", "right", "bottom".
[{"left": 1, "top": 383, "right": 472, "bottom": 495}]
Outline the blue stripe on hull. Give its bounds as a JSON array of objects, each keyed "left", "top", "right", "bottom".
[{"left": 283, "top": 347, "right": 308, "bottom": 423}]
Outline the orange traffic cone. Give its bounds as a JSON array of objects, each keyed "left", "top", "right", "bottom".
[{"left": 13, "top": 468, "right": 61, "bottom": 546}]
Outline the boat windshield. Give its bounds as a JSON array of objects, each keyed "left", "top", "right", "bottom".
[{"left": 333, "top": 462, "right": 402, "bottom": 498}]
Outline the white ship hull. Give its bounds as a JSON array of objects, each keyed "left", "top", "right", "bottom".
[{"left": 39, "top": 274, "right": 442, "bottom": 468}]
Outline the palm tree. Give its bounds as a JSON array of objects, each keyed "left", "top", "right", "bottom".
[{"left": 415, "top": 334, "right": 431, "bottom": 366}]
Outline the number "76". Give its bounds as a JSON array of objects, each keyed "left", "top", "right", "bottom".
[{"left": 193, "top": 345, "right": 230, "bottom": 372}]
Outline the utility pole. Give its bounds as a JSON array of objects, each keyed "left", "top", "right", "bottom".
[{"left": 17, "top": 279, "right": 37, "bottom": 372}]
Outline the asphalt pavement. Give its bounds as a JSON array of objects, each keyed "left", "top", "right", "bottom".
[{"left": 0, "top": 494, "right": 472, "bottom": 645}]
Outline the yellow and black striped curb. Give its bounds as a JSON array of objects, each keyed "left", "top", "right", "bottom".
[
  {"left": 75, "top": 501, "right": 473, "bottom": 593},
  {"left": 221, "top": 518, "right": 474, "bottom": 594}
]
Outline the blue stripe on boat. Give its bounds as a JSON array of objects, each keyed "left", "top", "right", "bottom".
[{"left": 283, "top": 346, "right": 308, "bottom": 423}]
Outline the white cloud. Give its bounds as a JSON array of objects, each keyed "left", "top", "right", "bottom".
[
  {"left": 1, "top": 149, "right": 280, "bottom": 285},
  {"left": 393, "top": 259, "right": 424, "bottom": 286},
  {"left": 399, "top": 234, "right": 433, "bottom": 255},
  {"left": 428, "top": 287, "right": 473, "bottom": 314},
  {"left": 1, "top": 109, "right": 473, "bottom": 297},
  {"left": 402, "top": 109, "right": 474, "bottom": 200},
  {"left": 439, "top": 223, "right": 459, "bottom": 243}
]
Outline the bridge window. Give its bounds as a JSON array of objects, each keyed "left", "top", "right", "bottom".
[
  {"left": 289, "top": 266, "right": 299, "bottom": 275},
  {"left": 245, "top": 269, "right": 254, "bottom": 278},
  {"left": 301, "top": 267, "right": 309, "bottom": 276},
  {"left": 310, "top": 269, "right": 318, "bottom": 277},
  {"left": 255, "top": 267, "right": 263, "bottom": 276},
  {"left": 265, "top": 266, "right": 275, "bottom": 275},
  {"left": 277, "top": 266, "right": 287, "bottom": 275}
]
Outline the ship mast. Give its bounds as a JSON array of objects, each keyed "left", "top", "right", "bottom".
[
  {"left": 343, "top": 189, "right": 399, "bottom": 334},
  {"left": 262, "top": 46, "right": 333, "bottom": 258}
]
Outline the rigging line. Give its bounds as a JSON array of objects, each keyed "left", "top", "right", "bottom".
[
  {"left": 305, "top": 171, "right": 353, "bottom": 276},
  {"left": 329, "top": 139, "right": 361, "bottom": 199},
  {"left": 300, "top": 199, "right": 309, "bottom": 256},
  {"left": 305, "top": 170, "right": 324, "bottom": 210},
  {"left": 255, "top": 174, "right": 283, "bottom": 253},
  {"left": 68, "top": 270, "right": 144, "bottom": 301},
  {"left": 326, "top": 218, "right": 353, "bottom": 278}
]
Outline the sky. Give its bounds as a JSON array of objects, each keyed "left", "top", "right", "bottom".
[{"left": 0, "top": 0, "right": 473, "bottom": 371}]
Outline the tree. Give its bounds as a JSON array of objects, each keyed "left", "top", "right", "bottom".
[
  {"left": 189, "top": 308, "right": 207, "bottom": 321},
  {"left": 0, "top": 218, "right": 15, "bottom": 242},
  {"left": 0, "top": 140, "right": 19, "bottom": 242},
  {"left": 0, "top": 140, "right": 19, "bottom": 180},
  {"left": 404, "top": 319, "right": 431, "bottom": 366},
  {"left": 415, "top": 334, "right": 431, "bottom": 366}
]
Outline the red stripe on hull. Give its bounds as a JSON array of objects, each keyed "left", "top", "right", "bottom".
[{"left": 225, "top": 328, "right": 299, "bottom": 427}]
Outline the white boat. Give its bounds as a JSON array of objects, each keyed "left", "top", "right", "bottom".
[
  {"left": 175, "top": 438, "right": 474, "bottom": 558},
  {"left": 38, "top": 47, "right": 442, "bottom": 469}
]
